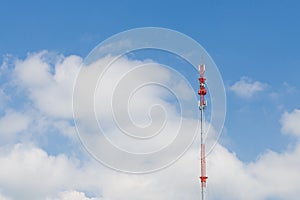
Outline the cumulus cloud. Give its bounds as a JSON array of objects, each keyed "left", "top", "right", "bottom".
[
  {"left": 14, "top": 51, "right": 81, "bottom": 119},
  {"left": 0, "top": 142, "right": 202, "bottom": 200},
  {"left": 208, "top": 143, "right": 300, "bottom": 200},
  {"left": 74, "top": 53, "right": 199, "bottom": 170},
  {"left": 0, "top": 51, "right": 201, "bottom": 199},
  {"left": 1, "top": 51, "right": 300, "bottom": 200},
  {"left": 0, "top": 110, "right": 30, "bottom": 142},
  {"left": 0, "top": 144, "right": 82, "bottom": 200},
  {"left": 1, "top": 135, "right": 300, "bottom": 200},
  {"left": 229, "top": 76, "right": 268, "bottom": 98},
  {"left": 281, "top": 109, "right": 300, "bottom": 137}
]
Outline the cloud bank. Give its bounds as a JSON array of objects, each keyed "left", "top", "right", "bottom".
[{"left": 0, "top": 51, "right": 299, "bottom": 200}]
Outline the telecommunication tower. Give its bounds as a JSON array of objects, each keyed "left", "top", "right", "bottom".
[{"left": 198, "top": 64, "right": 208, "bottom": 200}]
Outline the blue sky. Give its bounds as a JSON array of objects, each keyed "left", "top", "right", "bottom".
[{"left": 1, "top": 1, "right": 300, "bottom": 199}]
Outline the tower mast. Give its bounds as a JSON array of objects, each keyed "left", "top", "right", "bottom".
[{"left": 198, "top": 64, "right": 208, "bottom": 200}]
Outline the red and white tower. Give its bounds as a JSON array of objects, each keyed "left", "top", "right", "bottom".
[{"left": 198, "top": 64, "right": 208, "bottom": 200}]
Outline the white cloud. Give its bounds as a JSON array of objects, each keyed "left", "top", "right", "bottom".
[
  {"left": 229, "top": 76, "right": 268, "bottom": 98},
  {"left": 281, "top": 109, "right": 300, "bottom": 137},
  {"left": 14, "top": 51, "right": 81, "bottom": 119},
  {"left": 0, "top": 143, "right": 89, "bottom": 200},
  {"left": 75, "top": 55, "right": 198, "bottom": 158},
  {"left": 0, "top": 142, "right": 202, "bottom": 200},
  {"left": 207, "top": 142, "right": 300, "bottom": 200},
  {"left": 1, "top": 136, "right": 300, "bottom": 200},
  {"left": 207, "top": 108, "right": 300, "bottom": 200},
  {"left": 0, "top": 110, "right": 30, "bottom": 141},
  {"left": 46, "top": 190, "right": 102, "bottom": 200},
  {"left": 2, "top": 51, "right": 300, "bottom": 200},
  {"left": 0, "top": 52, "right": 201, "bottom": 199}
]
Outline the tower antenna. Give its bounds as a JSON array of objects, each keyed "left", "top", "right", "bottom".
[{"left": 198, "top": 64, "right": 208, "bottom": 200}]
